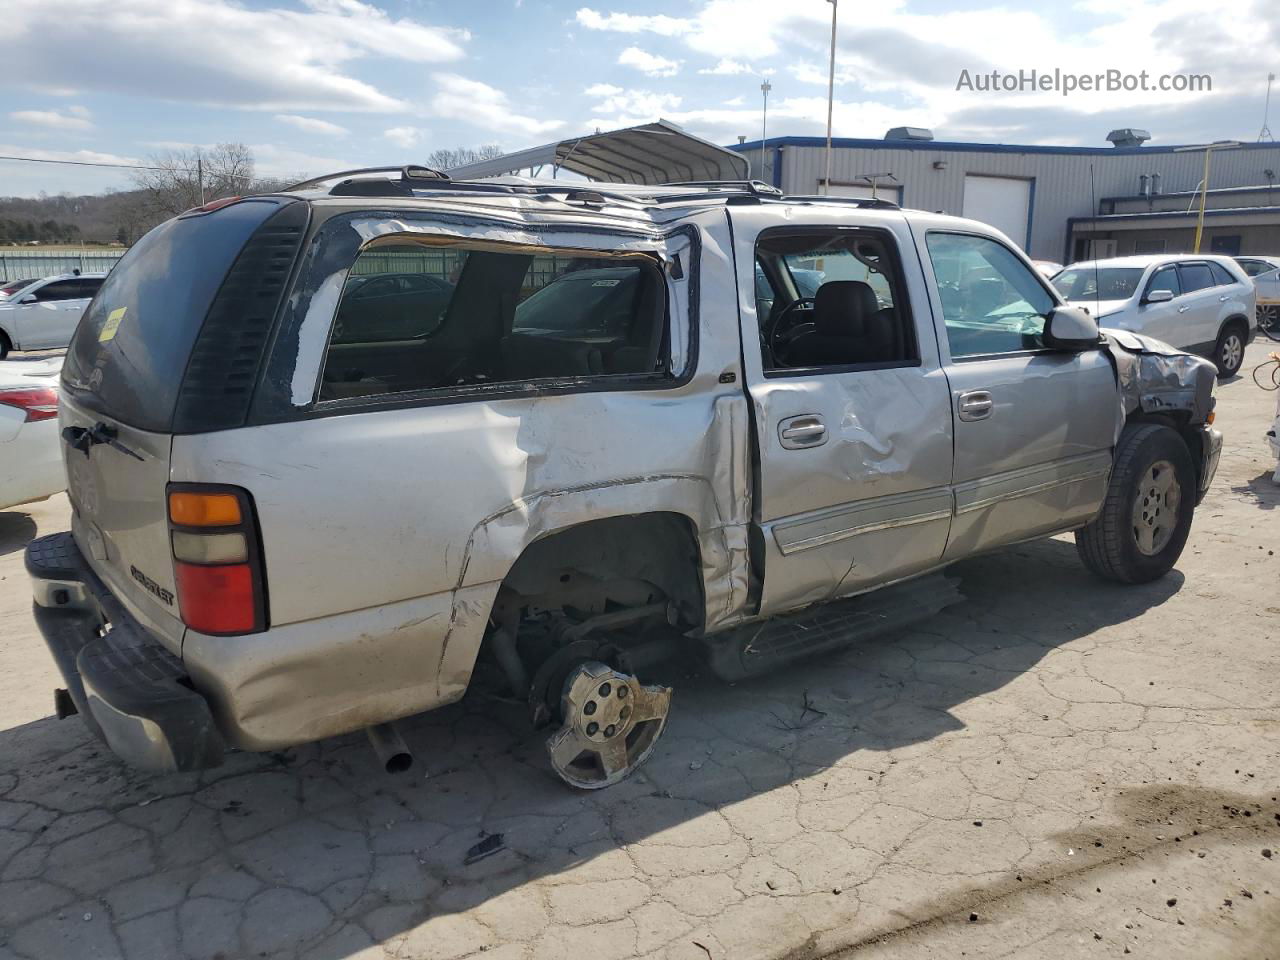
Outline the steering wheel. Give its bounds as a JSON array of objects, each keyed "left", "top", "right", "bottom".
[{"left": 765, "top": 297, "right": 816, "bottom": 365}]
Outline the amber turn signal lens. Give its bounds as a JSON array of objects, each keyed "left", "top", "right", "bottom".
[
  {"left": 169, "top": 491, "right": 242, "bottom": 527},
  {"left": 1206, "top": 411, "right": 1215, "bottom": 424}
]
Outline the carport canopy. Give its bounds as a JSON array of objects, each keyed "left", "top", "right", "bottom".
[{"left": 444, "top": 119, "right": 749, "bottom": 185}]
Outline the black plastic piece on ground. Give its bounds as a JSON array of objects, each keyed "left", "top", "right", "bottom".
[{"left": 54, "top": 687, "right": 78, "bottom": 719}]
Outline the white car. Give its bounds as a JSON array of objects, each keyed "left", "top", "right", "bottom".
[
  {"left": 1234, "top": 255, "right": 1280, "bottom": 336},
  {"left": 0, "top": 273, "right": 106, "bottom": 358},
  {"left": 0, "top": 357, "right": 64, "bottom": 510},
  {"left": 1031, "top": 259, "right": 1063, "bottom": 279},
  {"left": 1052, "top": 254, "right": 1256, "bottom": 377}
]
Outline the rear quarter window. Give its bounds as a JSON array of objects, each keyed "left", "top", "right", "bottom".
[{"left": 63, "top": 199, "right": 290, "bottom": 432}]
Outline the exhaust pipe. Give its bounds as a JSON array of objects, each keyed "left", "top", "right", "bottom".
[{"left": 366, "top": 722, "right": 413, "bottom": 773}]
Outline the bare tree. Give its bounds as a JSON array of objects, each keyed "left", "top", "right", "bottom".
[
  {"left": 424, "top": 144, "right": 504, "bottom": 170},
  {"left": 132, "top": 143, "right": 257, "bottom": 219}
]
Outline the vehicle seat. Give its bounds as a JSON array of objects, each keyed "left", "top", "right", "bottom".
[
  {"left": 499, "top": 333, "right": 605, "bottom": 379},
  {"left": 785, "top": 280, "right": 899, "bottom": 366}
]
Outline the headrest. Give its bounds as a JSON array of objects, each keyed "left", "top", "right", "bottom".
[{"left": 813, "top": 280, "right": 879, "bottom": 336}]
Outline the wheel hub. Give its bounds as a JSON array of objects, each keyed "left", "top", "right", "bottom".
[
  {"left": 546, "top": 661, "right": 671, "bottom": 789},
  {"left": 1131, "top": 459, "right": 1181, "bottom": 556}
]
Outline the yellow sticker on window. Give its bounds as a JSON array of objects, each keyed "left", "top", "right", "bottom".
[{"left": 99, "top": 307, "right": 126, "bottom": 342}]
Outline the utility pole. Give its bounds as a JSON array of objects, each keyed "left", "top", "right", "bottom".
[
  {"left": 1261, "top": 73, "right": 1275, "bottom": 142},
  {"left": 196, "top": 149, "right": 206, "bottom": 205},
  {"left": 760, "top": 79, "right": 772, "bottom": 183},
  {"left": 824, "top": 0, "right": 838, "bottom": 195}
]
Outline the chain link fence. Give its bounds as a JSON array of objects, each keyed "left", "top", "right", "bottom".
[{"left": 0, "top": 248, "right": 126, "bottom": 281}]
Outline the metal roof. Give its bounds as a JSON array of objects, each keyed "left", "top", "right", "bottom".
[
  {"left": 444, "top": 120, "right": 749, "bottom": 185},
  {"left": 733, "top": 135, "right": 1280, "bottom": 158}
]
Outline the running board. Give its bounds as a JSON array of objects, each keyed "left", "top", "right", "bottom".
[{"left": 703, "top": 573, "right": 964, "bottom": 682}]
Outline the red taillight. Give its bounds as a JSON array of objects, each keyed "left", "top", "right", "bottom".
[
  {"left": 167, "top": 483, "right": 267, "bottom": 635},
  {"left": 0, "top": 386, "right": 59, "bottom": 422},
  {"left": 183, "top": 196, "right": 241, "bottom": 216}
]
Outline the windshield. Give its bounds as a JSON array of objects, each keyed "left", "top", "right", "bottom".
[{"left": 1052, "top": 267, "right": 1144, "bottom": 301}]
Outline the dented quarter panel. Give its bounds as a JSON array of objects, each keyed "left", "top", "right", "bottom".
[{"left": 170, "top": 205, "right": 752, "bottom": 746}]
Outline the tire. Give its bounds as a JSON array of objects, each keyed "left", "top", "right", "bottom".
[
  {"left": 1259, "top": 304, "right": 1280, "bottom": 343},
  {"left": 1075, "top": 423, "right": 1196, "bottom": 584},
  {"left": 1213, "top": 321, "right": 1247, "bottom": 378},
  {"left": 0, "top": 331, "right": 10, "bottom": 360}
]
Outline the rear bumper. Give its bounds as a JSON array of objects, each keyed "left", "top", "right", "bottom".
[
  {"left": 1197, "top": 424, "right": 1223, "bottom": 505},
  {"left": 25, "top": 532, "right": 224, "bottom": 772}
]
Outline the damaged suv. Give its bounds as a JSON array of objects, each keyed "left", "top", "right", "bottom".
[{"left": 27, "top": 171, "right": 1221, "bottom": 787}]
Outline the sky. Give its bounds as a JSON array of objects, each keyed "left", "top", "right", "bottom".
[{"left": 2, "top": 0, "right": 1278, "bottom": 197}]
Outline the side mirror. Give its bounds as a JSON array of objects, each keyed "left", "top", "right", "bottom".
[
  {"left": 17, "top": 294, "right": 36, "bottom": 304},
  {"left": 1143, "top": 289, "right": 1174, "bottom": 304},
  {"left": 1044, "top": 305, "right": 1100, "bottom": 350}
]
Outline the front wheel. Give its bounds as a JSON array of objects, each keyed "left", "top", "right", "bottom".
[{"left": 1075, "top": 424, "right": 1196, "bottom": 584}]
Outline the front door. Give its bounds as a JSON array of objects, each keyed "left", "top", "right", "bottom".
[
  {"left": 730, "top": 206, "right": 955, "bottom": 616},
  {"left": 1135, "top": 264, "right": 1184, "bottom": 345},
  {"left": 914, "top": 226, "right": 1119, "bottom": 559},
  {"left": 17, "top": 279, "right": 88, "bottom": 349}
]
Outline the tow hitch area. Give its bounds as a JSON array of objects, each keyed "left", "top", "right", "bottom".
[{"left": 546, "top": 661, "right": 672, "bottom": 789}]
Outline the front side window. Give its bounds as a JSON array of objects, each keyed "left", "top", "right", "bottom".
[
  {"left": 33, "top": 280, "right": 80, "bottom": 302},
  {"left": 1146, "top": 266, "right": 1181, "bottom": 299},
  {"left": 319, "top": 239, "right": 669, "bottom": 402},
  {"left": 925, "top": 232, "right": 1055, "bottom": 358},
  {"left": 754, "top": 228, "right": 917, "bottom": 372}
]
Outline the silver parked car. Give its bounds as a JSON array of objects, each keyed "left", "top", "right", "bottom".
[
  {"left": 1051, "top": 254, "right": 1256, "bottom": 377},
  {"left": 0, "top": 273, "right": 107, "bottom": 357},
  {"left": 27, "top": 174, "right": 1221, "bottom": 788},
  {"left": 1234, "top": 255, "right": 1280, "bottom": 339}
]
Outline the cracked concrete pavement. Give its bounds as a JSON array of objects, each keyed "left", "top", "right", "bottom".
[{"left": 1, "top": 341, "right": 1278, "bottom": 960}]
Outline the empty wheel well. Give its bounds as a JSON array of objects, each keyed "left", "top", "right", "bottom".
[{"left": 1218, "top": 315, "right": 1249, "bottom": 340}]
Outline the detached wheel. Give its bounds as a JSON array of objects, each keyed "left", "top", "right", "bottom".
[
  {"left": 1213, "top": 322, "right": 1246, "bottom": 378},
  {"left": 1076, "top": 424, "right": 1196, "bottom": 584}
]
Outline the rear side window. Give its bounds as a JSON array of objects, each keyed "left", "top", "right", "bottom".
[
  {"left": 1208, "top": 262, "right": 1236, "bottom": 286},
  {"left": 63, "top": 200, "right": 288, "bottom": 432},
  {"left": 318, "top": 239, "right": 668, "bottom": 402},
  {"left": 1178, "top": 262, "right": 1214, "bottom": 293}
]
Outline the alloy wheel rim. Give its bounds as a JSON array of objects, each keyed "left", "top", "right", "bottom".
[
  {"left": 1221, "top": 334, "right": 1242, "bottom": 370},
  {"left": 1132, "top": 459, "right": 1181, "bottom": 556}
]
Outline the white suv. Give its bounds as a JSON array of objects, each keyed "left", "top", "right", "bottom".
[
  {"left": 0, "top": 273, "right": 107, "bottom": 357},
  {"left": 1052, "top": 255, "right": 1255, "bottom": 377}
]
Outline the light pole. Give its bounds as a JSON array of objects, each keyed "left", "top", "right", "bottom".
[
  {"left": 824, "top": 0, "right": 838, "bottom": 195},
  {"left": 1174, "top": 140, "right": 1240, "bottom": 253},
  {"left": 760, "top": 79, "right": 772, "bottom": 183}
]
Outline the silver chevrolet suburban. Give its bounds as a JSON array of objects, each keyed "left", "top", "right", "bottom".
[{"left": 26, "top": 171, "right": 1222, "bottom": 789}]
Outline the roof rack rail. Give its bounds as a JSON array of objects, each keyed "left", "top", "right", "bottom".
[
  {"left": 285, "top": 164, "right": 450, "bottom": 193},
  {"left": 786, "top": 194, "right": 901, "bottom": 210},
  {"left": 661, "top": 179, "right": 784, "bottom": 197}
]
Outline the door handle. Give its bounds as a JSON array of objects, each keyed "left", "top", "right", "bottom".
[
  {"left": 1178, "top": 305, "right": 1189, "bottom": 313},
  {"left": 1219, "top": 295, "right": 1230, "bottom": 302},
  {"left": 778, "top": 415, "right": 827, "bottom": 449},
  {"left": 957, "top": 390, "right": 994, "bottom": 422}
]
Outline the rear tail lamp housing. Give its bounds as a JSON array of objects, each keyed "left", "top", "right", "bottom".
[
  {"left": 167, "top": 483, "right": 267, "bottom": 635},
  {"left": 0, "top": 386, "right": 59, "bottom": 422}
]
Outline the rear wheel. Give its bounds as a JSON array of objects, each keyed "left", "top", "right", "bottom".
[
  {"left": 1258, "top": 304, "right": 1280, "bottom": 343},
  {"left": 1075, "top": 424, "right": 1196, "bottom": 584},
  {"left": 1213, "top": 322, "right": 1247, "bottom": 378}
]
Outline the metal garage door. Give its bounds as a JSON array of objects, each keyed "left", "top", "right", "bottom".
[{"left": 962, "top": 175, "right": 1031, "bottom": 250}]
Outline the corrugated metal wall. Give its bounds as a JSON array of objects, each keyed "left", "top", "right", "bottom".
[{"left": 736, "top": 142, "right": 1280, "bottom": 261}]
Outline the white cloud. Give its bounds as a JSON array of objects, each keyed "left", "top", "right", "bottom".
[
  {"left": 430, "top": 73, "right": 563, "bottom": 137},
  {"left": 10, "top": 108, "right": 93, "bottom": 131},
  {"left": 618, "top": 46, "right": 680, "bottom": 78},
  {"left": 575, "top": 9, "right": 692, "bottom": 37},
  {"left": 275, "top": 114, "right": 349, "bottom": 136},
  {"left": 698, "top": 59, "right": 753, "bottom": 76},
  {"left": 585, "top": 87, "right": 682, "bottom": 126},
  {"left": 584, "top": 83, "right": 624, "bottom": 97},
  {"left": 5, "top": 0, "right": 468, "bottom": 112},
  {"left": 0, "top": 143, "right": 136, "bottom": 166},
  {"left": 249, "top": 142, "right": 350, "bottom": 180},
  {"left": 383, "top": 126, "right": 425, "bottom": 148}
]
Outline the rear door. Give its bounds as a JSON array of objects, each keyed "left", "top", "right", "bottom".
[
  {"left": 729, "top": 205, "right": 954, "bottom": 615},
  {"left": 1174, "top": 261, "right": 1220, "bottom": 351},
  {"left": 914, "top": 225, "right": 1118, "bottom": 559}
]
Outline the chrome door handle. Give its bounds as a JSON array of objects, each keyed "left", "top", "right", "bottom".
[
  {"left": 1219, "top": 295, "right": 1230, "bottom": 302},
  {"left": 778, "top": 415, "right": 827, "bottom": 449},
  {"left": 1178, "top": 305, "right": 1189, "bottom": 313},
  {"left": 957, "top": 390, "right": 994, "bottom": 422}
]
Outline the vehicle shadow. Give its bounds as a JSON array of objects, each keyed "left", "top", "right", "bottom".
[
  {"left": 0, "top": 536, "right": 1185, "bottom": 960},
  {"left": 0, "top": 509, "right": 38, "bottom": 558},
  {"left": 1230, "top": 470, "right": 1280, "bottom": 510}
]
